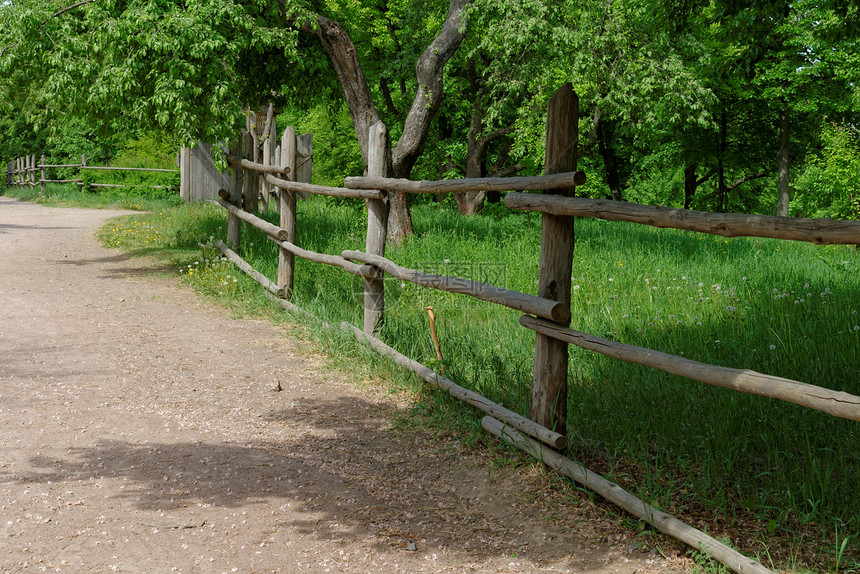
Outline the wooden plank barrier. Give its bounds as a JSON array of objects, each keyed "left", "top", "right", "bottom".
[
  {"left": 505, "top": 193, "right": 860, "bottom": 245},
  {"left": 520, "top": 315, "right": 860, "bottom": 422}
]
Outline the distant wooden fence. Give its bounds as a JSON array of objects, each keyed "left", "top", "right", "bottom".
[
  {"left": 209, "top": 84, "right": 859, "bottom": 574},
  {"left": 5, "top": 153, "right": 178, "bottom": 192}
]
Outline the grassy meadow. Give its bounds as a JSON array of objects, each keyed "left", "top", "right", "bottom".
[{"left": 6, "top": 183, "right": 857, "bottom": 570}]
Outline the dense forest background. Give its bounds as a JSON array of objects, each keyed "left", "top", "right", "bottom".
[{"left": 1, "top": 0, "right": 858, "bottom": 221}]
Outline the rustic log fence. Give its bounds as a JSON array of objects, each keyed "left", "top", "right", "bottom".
[
  {"left": 5, "top": 153, "right": 178, "bottom": 193},
  {"left": 207, "top": 84, "right": 857, "bottom": 574}
]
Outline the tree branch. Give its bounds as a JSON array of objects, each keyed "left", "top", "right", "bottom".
[
  {"left": 696, "top": 168, "right": 716, "bottom": 187},
  {"left": 726, "top": 170, "right": 768, "bottom": 191},
  {"left": 53, "top": 0, "right": 96, "bottom": 18}
]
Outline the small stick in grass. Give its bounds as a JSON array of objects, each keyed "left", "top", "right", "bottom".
[{"left": 426, "top": 306, "right": 444, "bottom": 375}]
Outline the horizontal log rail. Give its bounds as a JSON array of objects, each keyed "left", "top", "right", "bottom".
[
  {"left": 268, "top": 237, "right": 378, "bottom": 278},
  {"left": 344, "top": 171, "right": 587, "bottom": 195},
  {"left": 215, "top": 241, "right": 285, "bottom": 298},
  {"left": 482, "top": 417, "right": 773, "bottom": 574},
  {"left": 80, "top": 165, "right": 178, "bottom": 173},
  {"left": 505, "top": 193, "right": 860, "bottom": 245},
  {"left": 520, "top": 315, "right": 860, "bottom": 422},
  {"left": 346, "top": 324, "right": 568, "bottom": 450},
  {"left": 226, "top": 154, "right": 291, "bottom": 175},
  {"left": 87, "top": 182, "right": 174, "bottom": 189},
  {"left": 213, "top": 195, "right": 289, "bottom": 241},
  {"left": 342, "top": 250, "right": 570, "bottom": 323},
  {"left": 42, "top": 178, "right": 83, "bottom": 184},
  {"left": 265, "top": 174, "right": 384, "bottom": 200}
]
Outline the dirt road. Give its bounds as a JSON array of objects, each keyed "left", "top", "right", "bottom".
[{"left": 0, "top": 196, "right": 690, "bottom": 573}]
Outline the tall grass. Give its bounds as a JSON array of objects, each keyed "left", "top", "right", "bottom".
[{"left": 95, "top": 194, "right": 858, "bottom": 567}]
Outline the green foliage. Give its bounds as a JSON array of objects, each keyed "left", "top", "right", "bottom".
[{"left": 794, "top": 122, "right": 860, "bottom": 220}]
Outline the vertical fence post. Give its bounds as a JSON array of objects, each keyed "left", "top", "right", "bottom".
[
  {"left": 242, "top": 128, "right": 257, "bottom": 214},
  {"left": 15, "top": 157, "right": 20, "bottom": 186},
  {"left": 40, "top": 154, "right": 46, "bottom": 194},
  {"left": 530, "top": 83, "right": 578, "bottom": 437},
  {"left": 226, "top": 136, "right": 243, "bottom": 249},
  {"left": 27, "top": 155, "right": 33, "bottom": 187},
  {"left": 277, "top": 126, "right": 297, "bottom": 299},
  {"left": 364, "top": 121, "right": 390, "bottom": 334},
  {"left": 81, "top": 154, "right": 87, "bottom": 192}
]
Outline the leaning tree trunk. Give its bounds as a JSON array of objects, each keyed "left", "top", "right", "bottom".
[
  {"left": 776, "top": 106, "right": 791, "bottom": 217},
  {"left": 300, "top": 0, "right": 473, "bottom": 244}
]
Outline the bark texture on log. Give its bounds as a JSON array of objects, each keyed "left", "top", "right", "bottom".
[
  {"left": 277, "top": 126, "right": 297, "bottom": 299},
  {"left": 530, "top": 83, "right": 578, "bottom": 437},
  {"left": 342, "top": 250, "right": 568, "bottom": 322},
  {"left": 345, "top": 171, "right": 586, "bottom": 194},
  {"left": 482, "top": 417, "right": 774, "bottom": 574},
  {"left": 364, "top": 121, "right": 390, "bottom": 334},
  {"left": 521, "top": 315, "right": 860, "bottom": 422},
  {"left": 345, "top": 324, "right": 567, "bottom": 449},
  {"left": 504, "top": 194, "right": 860, "bottom": 245}
]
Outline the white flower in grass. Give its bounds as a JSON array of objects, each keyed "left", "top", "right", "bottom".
[
  {"left": 854, "top": 326, "right": 859, "bottom": 331},
  {"left": 769, "top": 344, "right": 776, "bottom": 350},
  {"left": 573, "top": 285, "right": 580, "bottom": 291}
]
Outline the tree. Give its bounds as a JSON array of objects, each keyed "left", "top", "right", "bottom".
[{"left": 0, "top": 0, "right": 473, "bottom": 241}]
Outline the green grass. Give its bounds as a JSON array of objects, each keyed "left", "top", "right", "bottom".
[
  {"left": 2, "top": 182, "right": 182, "bottom": 211},
  {"left": 86, "top": 193, "right": 859, "bottom": 572}
]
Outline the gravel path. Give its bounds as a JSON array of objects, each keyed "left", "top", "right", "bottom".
[{"left": 0, "top": 197, "right": 691, "bottom": 573}]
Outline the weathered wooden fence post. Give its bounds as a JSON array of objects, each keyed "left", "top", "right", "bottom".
[
  {"left": 242, "top": 128, "right": 257, "bottom": 214},
  {"left": 364, "top": 121, "right": 390, "bottom": 334},
  {"left": 226, "top": 137, "right": 243, "bottom": 249},
  {"left": 81, "top": 154, "right": 87, "bottom": 192},
  {"left": 277, "top": 126, "right": 297, "bottom": 299},
  {"left": 530, "top": 83, "right": 578, "bottom": 437},
  {"left": 261, "top": 114, "right": 277, "bottom": 212},
  {"left": 40, "top": 154, "right": 46, "bottom": 194},
  {"left": 28, "top": 155, "right": 34, "bottom": 187}
]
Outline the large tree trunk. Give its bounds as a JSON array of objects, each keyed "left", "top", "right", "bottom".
[
  {"left": 684, "top": 163, "right": 715, "bottom": 209},
  {"left": 717, "top": 108, "right": 728, "bottom": 212},
  {"left": 776, "top": 106, "right": 791, "bottom": 217},
  {"left": 596, "top": 118, "right": 623, "bottom": 201},
  {"left": 300, "top": 0, "right": 473, "bottom": 243},
  {"left": 684, "top": 164, "right": 697, "bottom": 209}
]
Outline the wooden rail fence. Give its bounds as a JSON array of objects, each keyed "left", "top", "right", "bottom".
[
  {"left": 5, "top": 153, "right": 178, "bottom": 193},
  {"left": 210, "top": 84, "right": 857, "bottom": 574}
]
